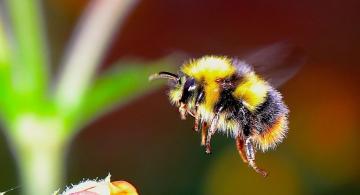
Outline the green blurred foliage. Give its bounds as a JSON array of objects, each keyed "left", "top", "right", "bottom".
[{"left": 0, "top": 0, "right": 178, "bottom": 194}]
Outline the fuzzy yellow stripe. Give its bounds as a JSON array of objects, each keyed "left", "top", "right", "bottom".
[
  {"left": 181, "top": 56, "right": 235, "bottom": 82},
  {"left": 203, "top": 83, "right": 220, "bottom": 112},
  {"left": 233, "top": 73, "right": 268, "bottom": 112}
]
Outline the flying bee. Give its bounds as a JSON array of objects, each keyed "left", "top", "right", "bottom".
[{"left": 149, "top": 43, "right": 304, "bottom": 177}]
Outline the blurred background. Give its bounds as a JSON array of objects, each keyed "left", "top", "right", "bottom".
[{"left": 0, "top": 0, "right": 359, "bottom": 194}]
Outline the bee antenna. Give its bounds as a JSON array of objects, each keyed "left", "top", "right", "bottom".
[{"left": 149, "top": 71, "right": 179, "bottom": 81}]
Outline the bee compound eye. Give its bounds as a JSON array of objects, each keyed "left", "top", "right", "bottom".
[
  {"left": 188, "top": 85, "right": 197, "bottom": 91},
  {"left": 180, "top": 78, "right": 196, "bottom": 103},
  {"left": 184, "top": 78, "right": 196, "bottom": 91}
]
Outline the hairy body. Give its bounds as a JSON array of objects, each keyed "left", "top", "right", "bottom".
[{"left": 151, "top": 55, "right": 290, "bottom": 177}]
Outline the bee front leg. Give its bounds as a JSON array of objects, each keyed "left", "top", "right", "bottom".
[
  {"left": 179, "top": 103, "right": 188, "bottom": 120},
  {"left": 244, "top": 137, "right": 268, "bottom": 177},
  {"left": 205, "top": 113, "right": 220, "bottom": 154}
]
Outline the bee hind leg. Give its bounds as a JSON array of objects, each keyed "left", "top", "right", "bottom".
[
  {"left": 244, "top": 137, "right": 268, "bottom": 177},
  {"left": 235, "top": 136, "right": 248, "bottom": 163}
]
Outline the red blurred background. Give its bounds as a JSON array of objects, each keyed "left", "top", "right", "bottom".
[{"left": 1, "top": 0, "right": 359, "bottom": 194}]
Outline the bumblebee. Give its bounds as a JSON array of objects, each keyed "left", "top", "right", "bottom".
[{"left": 149, "top": 44, "right": 303, "bottom": 177}]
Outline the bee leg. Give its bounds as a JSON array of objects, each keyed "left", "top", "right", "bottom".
[
  {"left": 187, "top": 109, "right": 196, "bottom": 118},
  {"left": 235, "top": 136, "right": 248, "bottom": 163},
  {"left": 194, "top": 111, "right": 201, "bottom": 132},
  {"left": 201, "top": 122, "right": 208, "bottom": 146},
  {"left": 244, "top": 137, "right": 268, "bottom": 177},
  {"left": 194, "top": 90, "right": 204, "bottom": 131},
  {"left": 193, "top": 108, "right": 207, "bottom": 145},
  {"left": 179, "top": 103, "right": 187, "bottom": 120},
  {"left": 205, "top": 113, "right": 220, "bottom": 154}
]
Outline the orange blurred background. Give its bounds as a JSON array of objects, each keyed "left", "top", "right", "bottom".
[{"left": 1, "top": 0, "right": 359, "bottom": 194}]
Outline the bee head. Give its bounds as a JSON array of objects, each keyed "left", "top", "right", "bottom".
[{"left": 149, "top": 71, "right": 197, "bottom": 106}]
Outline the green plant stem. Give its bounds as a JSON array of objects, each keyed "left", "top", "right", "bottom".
[
  {"left": 15, "top": 141, "right": 65, "bottom": 195},
  {"left": 9, "top": 114, "right": 66, "bottom": 195}
]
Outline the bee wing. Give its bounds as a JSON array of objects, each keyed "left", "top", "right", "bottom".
[{"left": 241, "top": 42, "right": 306, "bottom": 88}]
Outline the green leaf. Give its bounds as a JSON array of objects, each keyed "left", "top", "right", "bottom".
[
  {"left": 66, "top": 58, "right": 177, "bottom": 132},
  {"left": 54, "top": 0, "right": 138, "bottom": 114}
]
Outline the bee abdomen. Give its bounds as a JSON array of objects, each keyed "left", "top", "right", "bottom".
[
  {"left": 253, "top": 115, "right": 288, "bottom": 152},
  {"left": 252, "top": 89, "right": 289, "bottom": 151}
]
